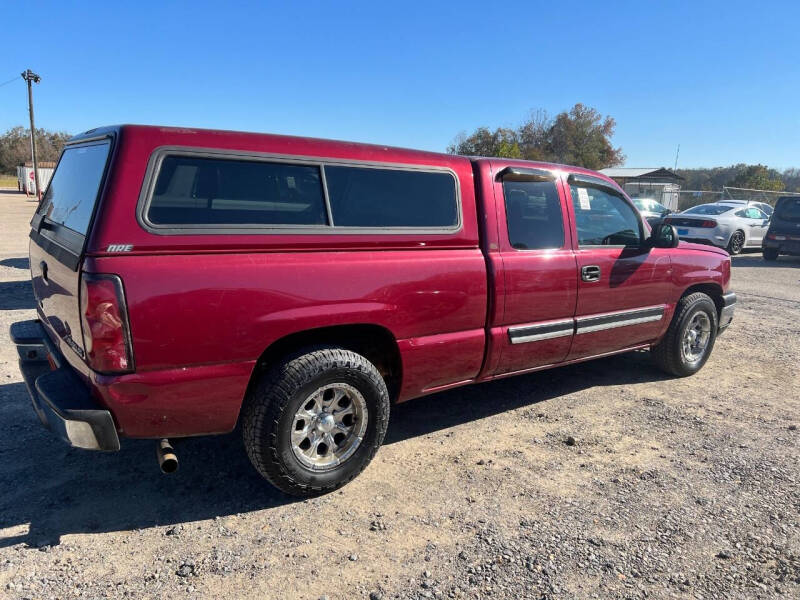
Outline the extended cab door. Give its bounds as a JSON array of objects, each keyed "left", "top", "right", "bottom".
[
  {"left": 565, "top": 173, "right": 673, "bottom": 360},
  {"left": 489, "top": 165, "right": 578, "bottom": 375}
]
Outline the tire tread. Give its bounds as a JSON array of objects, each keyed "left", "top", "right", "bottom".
[
  {"left": 651, "top": 292, "right": 718, "bottom": 377},
  {"left": 241, "top": 347, "right": 389, "bottom": 496}
]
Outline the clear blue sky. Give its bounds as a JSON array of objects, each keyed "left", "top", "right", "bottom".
[{"left": 3, "top": 0, "right": 799, "bottom": 169}]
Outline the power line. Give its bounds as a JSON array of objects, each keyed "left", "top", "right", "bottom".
[{"left": 0, "top": 75, "right": 20, "bottom": 88}]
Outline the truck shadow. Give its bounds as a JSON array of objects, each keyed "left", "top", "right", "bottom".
[
  {"left": 731, "top": 254, "right": 800, "bottom": 269},
  {"left": 0, "top": 280, "right": 36, "bottom": 310},
  {"left": 0, "top": 257, "right": 30, "bottom": 270},
  {"left": 0, "top": 351, "right": 669, "bottom": 549}
]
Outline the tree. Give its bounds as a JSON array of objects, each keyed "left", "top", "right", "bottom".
[
  {"left": 447, "top": 103, "right": 625, "bottom": 169},
  {"left": 677, "top": 164, "right": 791, "bottom": 192},
  {"left": 0, "top": 126, "right": 72, "bottom": 174},
  {"left": 729, "top": 164, "right": 785, "bottom": 191}
]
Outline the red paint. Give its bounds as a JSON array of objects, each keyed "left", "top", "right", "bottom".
[{"left": 29, "top": 125, "right": 732, "bottom": 440}]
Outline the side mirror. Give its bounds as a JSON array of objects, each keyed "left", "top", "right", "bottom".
[{"left": 649, "top": 223, "right": 679, "bottom": 249}]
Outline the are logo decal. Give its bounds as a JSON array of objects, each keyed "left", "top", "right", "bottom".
[{"left": 107, "top": 244, "right": 134, "bottom": 252}]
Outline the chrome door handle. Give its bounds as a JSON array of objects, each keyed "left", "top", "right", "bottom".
[{"left": 581, "top": 265, "right": 601, "bottom": 282}]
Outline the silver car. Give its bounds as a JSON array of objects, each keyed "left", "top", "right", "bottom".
[
  {"left": 632, "top": 197, "right": 672, "bottom": 225},
  {"left": 717, "top": 199, "right": 774, "bottom": 217},
  {"left": 665, "top": 203, "right": 770, "bottom": 254}
]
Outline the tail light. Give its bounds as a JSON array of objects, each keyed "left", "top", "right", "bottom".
[
  {"left": 767, "top": 233, "right": 786, "bottom": 240},
  {"left": 80, "top": 273, "right": 134, "bottom": 373},
  {"left": 699, "top": 220, "right": 717, "bottom": 228}
]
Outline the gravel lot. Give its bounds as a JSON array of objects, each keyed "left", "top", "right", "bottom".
[{"left": 0, "top": 189, "right": 798, "bottom": 600}]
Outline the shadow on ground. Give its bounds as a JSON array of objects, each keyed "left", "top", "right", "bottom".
[
  {"left": 0, "top": 257, "right": 30, "bottom": 270},
  {"left": 0, "top": 351, "right": 668, "bottom": 548},
  {"left": 0, "top": 280, "right": 35, "bottom": 310},
  {"left": 731, "top": 254, "right": 800, "bottom": 269}
]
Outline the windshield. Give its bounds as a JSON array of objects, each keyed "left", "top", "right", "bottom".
[
  {"left": 684, "top": 204, "right": 734, "bottom": 216},
  {"left": 775, "top": 198, "right": 800, "bottom": 222},
  {"left": 38, "top": 140, "right": 111, "bottom": 235}
]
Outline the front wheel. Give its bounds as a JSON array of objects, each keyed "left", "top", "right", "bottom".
[
  {"left": 651, "top": 292, "right": 719, "bottom": 377},
  {"left": 242, "top": 347, "right": 390, "bottom": 496},
  {"left": 727, "top": 230, "right": 745, "bottom": 255},
  {"left": 763, "top": 247, "right": 779, "bottom": 261}
]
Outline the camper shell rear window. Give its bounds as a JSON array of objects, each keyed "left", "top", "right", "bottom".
[
  {"left": 141, "top": 149, "right": 460, "bottom": 234},
  {"left": 36, "top": 140, "right": 112, "bottom": 239}
]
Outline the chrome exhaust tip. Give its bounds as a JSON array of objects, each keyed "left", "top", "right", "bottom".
[{"left": 156, "top": 438, "right": 178, "bottom": 474}]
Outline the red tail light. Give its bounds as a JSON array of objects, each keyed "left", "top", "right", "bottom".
[
  {"left": 699, "top": 220, "right": 717, "bottom": 228},
  {"left": 80, "top": 273, "right": 134, "bottom": 373}
]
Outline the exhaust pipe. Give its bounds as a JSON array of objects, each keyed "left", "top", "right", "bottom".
[{"left": 156, "top": 439, "right": 178, "bottom": 474}]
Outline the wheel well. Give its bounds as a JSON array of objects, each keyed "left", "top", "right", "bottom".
[
  {"left": 248, "top": 324, "right": 402, "bottom": 402},
  {"left": 680, "top": 283, "right": 724, "bottom": 314}
]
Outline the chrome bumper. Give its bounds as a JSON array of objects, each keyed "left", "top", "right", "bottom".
[{"left": 10, "top": 320, "right": 120, "bottom": 451}]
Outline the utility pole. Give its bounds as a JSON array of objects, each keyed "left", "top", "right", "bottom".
[
  {"left": 21, "top": 69, "right": 42, "bottom": 201},
  {"left": 673, "top": 144, "right": 680, "bottom": 171}
]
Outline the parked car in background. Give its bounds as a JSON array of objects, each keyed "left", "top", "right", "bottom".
[
  {"left": 762, "top": 196, "right": 800, "bottom": 260},
  {"left": 717, "top": 199, "right": 774, "bottom": 217},
  {"left": 632, "top": 197, "right": 671, "bottom": 225},
  {"left": 665, "top": 203, "right": 770, "bottom": 255},
  {"left": 11, "top": 125, "right": 736, "bottom": 496}
]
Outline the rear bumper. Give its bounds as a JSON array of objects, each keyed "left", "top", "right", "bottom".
[
  {"left": 718, "top": 292, "right": 736, "bottom": 334},
  {"left": 762, "top": 238, "right": 800, "bottom": 255},
  {"left": 10, "top": 319, "right": 120, "bottom": 451},
  {"left": 679, "top": 235, "right": 726, "bottom": 249}
]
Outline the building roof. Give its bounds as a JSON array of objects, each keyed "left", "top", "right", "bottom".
[
  {"left": 599, "top": 167, "right": 684, "bottom": 180},
  {"left": 21, "top": 161, "right": 57, "bottom": 168}
]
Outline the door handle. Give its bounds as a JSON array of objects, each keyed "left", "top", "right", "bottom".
[{"left": 581, "top": 265, "right": 601, "bottom": 282}]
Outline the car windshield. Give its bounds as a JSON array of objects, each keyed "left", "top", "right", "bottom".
[
  {"left": 684, "top": 204, "right": 734, "bottom": 216},
  {"left": 775, "top": 198, "right": 800, "bottom": 222}
]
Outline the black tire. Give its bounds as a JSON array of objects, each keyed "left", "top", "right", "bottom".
[
  {"left": 651, "top": 292, "right": 719, "bottom": 377},
  {"left": 727, "top": 230, "right": 745, "bottom": 255},
  {"left": 242, "top": 347, "right": 390, "bottom": 497},
  {"left": 763, "top": 247, "right": 779, "bottom": 261}
]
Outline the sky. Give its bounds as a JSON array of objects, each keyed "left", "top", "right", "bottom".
[{"left": 2, "top": 0, "right": 799, "bottom": 170}]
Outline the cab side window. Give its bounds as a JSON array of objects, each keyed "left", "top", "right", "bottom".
[
  {"left": 502, "top": 180, "right": 565, "bottom": 250},
  {"left": 570, "top": 183, "right": 641, "bottom": 247}
]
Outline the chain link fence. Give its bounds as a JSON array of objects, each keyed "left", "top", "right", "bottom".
[{"left": 678, "top": 187, "right": 800, "bottom": 211}]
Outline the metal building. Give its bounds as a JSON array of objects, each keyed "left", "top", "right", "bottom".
[
  {"left": 16, "top": 161, "right": 56, "bottom": 196},
  {"left": 599, "top": 167, "right": 684, "bottom": 211}
]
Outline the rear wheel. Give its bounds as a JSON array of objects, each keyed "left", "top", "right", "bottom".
[
  {"left": 727, "top": 230, "right": 745, "bottom": 255},
  {"left": 242, "top": 347, "right": 390, "bottom": 497},
  {"left": 651, "top": 292, "right": 718, "bottom": 377},
  {"left": 763, "top": 247, "right": 779, "bottom": 261}
]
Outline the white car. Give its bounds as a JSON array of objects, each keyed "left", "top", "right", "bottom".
[
  {"left": 717, "top": 199, "right": 774, "bottom": 217},
  {"left": 665, "top": 203, "right": 770, "bottom": 254}
]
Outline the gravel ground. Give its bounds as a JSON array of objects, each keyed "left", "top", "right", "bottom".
[{"left": 0, "top": 190, "right": 798, "bottom": 600}]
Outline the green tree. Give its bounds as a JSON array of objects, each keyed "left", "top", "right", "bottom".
[
  {"left": 447, "top": 103, "right": 624, "bottom": 169},
  {"left": 0, "top": 126, "right": 72, "bottom": 174},
  {"left": 729, "top": 164, "right": 785, "bottom": 191}
]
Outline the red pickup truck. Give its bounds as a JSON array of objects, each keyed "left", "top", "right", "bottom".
[{"left": 11, "top": 125, "right": 735, "bottom": 496}]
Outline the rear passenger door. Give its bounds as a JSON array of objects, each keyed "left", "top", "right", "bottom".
[
  {"left": 491, "top": 166, "right": 578, "bottom": 375},
  {"left": 566, "top": 174, "right": 673, "bottom": 360}
]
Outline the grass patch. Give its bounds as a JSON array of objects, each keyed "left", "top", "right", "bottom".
[{"left": 0, "top": 174, "right": 18, "bottom": 189}]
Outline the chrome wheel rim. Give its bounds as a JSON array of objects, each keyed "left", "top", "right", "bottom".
[
  {"left": 681, "top": 312, "right": 711, "bottom": 364},
  {"left": 290, "top": 383, "right": 368, "bottom": 471}
]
